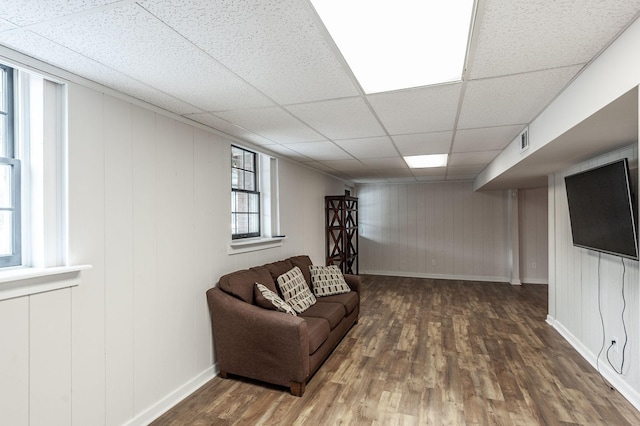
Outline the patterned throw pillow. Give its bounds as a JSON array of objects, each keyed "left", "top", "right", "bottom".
[
  {"left": 309, "top": 265, "right": 351, "bottom": 297},
  {"left": 276, "top": 266, "right": 317, "bottom": 313},
  {"left": 255, "top": 283, "right": 296, "bottom": 316}
]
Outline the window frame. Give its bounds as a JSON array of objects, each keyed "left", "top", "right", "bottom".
[
  {"left": 0, "top": 64, "right": 20, "bottom": 268},
  {"left": 231, "top": 145, "right": 261, "bottom": 240}
]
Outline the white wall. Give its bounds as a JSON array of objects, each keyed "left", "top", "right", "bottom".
[
  {"left": 548, "top": 144, "right": 640, "bottom": 408},
  {"left": 358, "top": 181, "right": 511, "bottom": 282},
  {"left": 519, "top": 187, "right": 548, "bottom": 284},
  {"left": 0, "top": 80, "right": 345, "bottom": 425}
]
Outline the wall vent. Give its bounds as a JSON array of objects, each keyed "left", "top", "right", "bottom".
[{"left": 520, "top": 128, "right": 529, "bottom": 153}]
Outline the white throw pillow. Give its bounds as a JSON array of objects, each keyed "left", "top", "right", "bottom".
[
  {"left": 277, "top": 266, "right": 316, "bottom": 313},
  {"left": 255, "top": 282, "right": 297, "bottom": 316},
  {"left": 309, "top": 265, "right": 351, "bottom": 297}
]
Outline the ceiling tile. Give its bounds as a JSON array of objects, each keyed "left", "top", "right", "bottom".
[
  {"left": 183, "top": 113, "right": 277, "bottom": 146},
  {"left": 30, "top": 3, "right": 274, "bottom": 112},
  {"left": 416, "top": 175, "right": 447, "bottom": 182},
  {"left": 392, "top": 132, "right": 452, "bottom": 156},
  {"left": 0, "top": 0, "right": 118, "bottom": 26},
  {"left": 0, "top": 30, "right": 202, "bottom": 114},
  {"left": 215, "top": 107, "right": 325, "bottom": 144},
  {"left": 299, "top": 161, "right": 339, "bottom": 173},
  {"left": 0, "top": 18, "right": 17, "bottom": 32},
  {"left": 470, "top": 0, "right": 640, "bottom": 78},
  {"left": 367, "top": 83, "right": 462, "bottom": 134},
  {"left": 446, "top": 165, "right": 486, "bottom": 175},
  {"left": 449, "top": 150, "right": 503, "bottom": 166},
  {"left": 387, "top": 176, "right": 417, "bottom": 183},
  {"left": 452, "top": 125, "right": 524, "bottom": 153},
  {"left": 319, "top": 160, "right": 367, "bottom": 173},
  {"left": 359, "top": 157, "right": 407, "bottom": 170},
  {"left": 445, "top": 174, "right": 478, "bottom": 181},
  {"left": 284, "top": 141, "right": 352, "bottom": 161},
  {"left": 334, "top": 136, "right": 398, "bottom": 159},
  {"left": 139, "top": 0, "right": 359, "bottom": 104},
  {"left": 409, "top": 167, "right": 447, "bottom": 176},
  {"left": 285, "top": 97, "right": 385, "bottom": 140},
  {"left": 458, "top": 66, "right": 582, "bottom": 129},
  {"left": 265, "top": 144, "right": 312, "bottom": 161}
]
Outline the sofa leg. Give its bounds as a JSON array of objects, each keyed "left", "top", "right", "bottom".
[
  {"left": 290, "top": 381, "right": 305, "bottom": 397},
  {"left": 219, "top": 371, "right": 228, "bottom": 379}
]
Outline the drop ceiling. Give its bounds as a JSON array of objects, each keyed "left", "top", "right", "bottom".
[{"left": 0, "top": 0, "right": 639, "bottom": 185}]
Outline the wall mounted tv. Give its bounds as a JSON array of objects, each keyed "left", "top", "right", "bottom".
[{"left": 564, "top": 158, "right": 638, "bottom": 260}]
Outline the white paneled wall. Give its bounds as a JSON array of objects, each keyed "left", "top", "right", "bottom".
[
  {"left": 358, "top": 181, "right": 510, "bottom": 281},
  {"left": 549, "top": 144, "right": 640, "bottom": 407},
  {"left": 0, "top": 81, "right": 344, "bottom": 425},
  {"left": 519, "top": 187, "right": 549, "bottom": 284}
]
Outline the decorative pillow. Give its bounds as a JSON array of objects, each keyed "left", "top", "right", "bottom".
[
  {"left": 309, "top": 265, "right": 351, "bottom": 297},
  {"left": 276, "top": 266, "right": 317, "bottom": 313},
  {"left": 254, "top": 283, "right": 296, "bottom": 316}
]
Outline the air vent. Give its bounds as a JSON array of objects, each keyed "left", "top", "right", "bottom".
[{"left": 520, "top": 128, "right": 529, "bottom": 153}]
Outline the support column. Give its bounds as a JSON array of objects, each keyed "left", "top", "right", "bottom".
[{"left": 510, "top": 189, "right": 522, "bottom": 285}]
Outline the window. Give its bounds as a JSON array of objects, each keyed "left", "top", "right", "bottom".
[
  {"left": 0, "top": 62, "right": 68, "bottom": 272},
  {"left": 0, "top": 65, "right": 20, "bottom": 267},
  {"left": 231, "top": 145, "right": 260, "bottom": 239}
]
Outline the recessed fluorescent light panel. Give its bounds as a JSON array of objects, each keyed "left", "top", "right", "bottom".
[
  {"left": 310, "top": 0, "right": 475, "bottom": 94},
  {"left": 404, "top": 154, "right": 448, "bottom": 168}
]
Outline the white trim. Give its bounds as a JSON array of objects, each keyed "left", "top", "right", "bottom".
[
  {"left": 551, "top": 319, "right": 640, "bottom": 412},
  {"left": 123, "top": 366, "right": 217, "bottom": 426},
  {"left": 360, "top": 269, "right": 509, "bottom": 283},
  {"left": 546, "top": 314, "right": 555, "bottom": 326},
  {"left": 0, "top": 264, "right": 91, "bottom": 300},
  {"left": 227, "top": 237, "right": 286, "bottom": 255},
  {"left": 521, "top": 278, "right": 549, "bottom": 285}
]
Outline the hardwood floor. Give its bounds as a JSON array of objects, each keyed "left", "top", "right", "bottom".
[{"left": 152, "top": 275, "right": 640, "bottom": 425}]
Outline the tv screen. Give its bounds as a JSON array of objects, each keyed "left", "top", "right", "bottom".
[{"left": 564, "top": 158, "right": 638, "bottom": 260}]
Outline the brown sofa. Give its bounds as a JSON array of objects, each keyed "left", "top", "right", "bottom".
[{"left": 206, "top": 255, "right": 360, "bottom": 396}]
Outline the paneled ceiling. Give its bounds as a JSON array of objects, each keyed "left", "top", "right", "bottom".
[{"left": 1, "top": 0, "right": 639, "bottom": 184}]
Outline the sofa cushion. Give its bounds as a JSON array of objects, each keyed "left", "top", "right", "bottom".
[
  {"left": 317, "top": 291, "right": 359, "bottom": 316},
  {"left": 288, "top": 255, "right": 313, "bottom": 288},
  {"left": 309, "top": 265, "right": 351, "bottom": 297},
  {"left": 219, "top": 266, "right": 274, "bottom": 303},
  {"left": 254, "top": 283, "right": 297, "bottom": 316},
  {"left": 300, "top": 301, "right": 345, "bottom": 330},
  {"left": 249, "top": 266, "right": 278, "bottom": 293},
  {"left": 303, "top": 317, "right": 330, "bottom": 354},
  {"left": 265, "top": 259, "right": 294, "bottom": 283},
  {"left": 277, "top": 267, "right": 317, "bottom": 313}
]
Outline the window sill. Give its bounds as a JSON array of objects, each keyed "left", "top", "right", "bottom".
[
  {"left": 228, "top": 237, "right": 286, "bottom": 255},
  {"left": 0, "top": 265, "right": 92, "bottom": 301}
]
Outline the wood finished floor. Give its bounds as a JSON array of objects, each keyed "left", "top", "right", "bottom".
[{"left": 152, "top": 275, "right": 640, "bottom": 425}]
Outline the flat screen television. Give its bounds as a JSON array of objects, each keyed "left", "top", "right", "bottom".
[{"left": 564, "top": 158, "right": 638, "bottom": 260}]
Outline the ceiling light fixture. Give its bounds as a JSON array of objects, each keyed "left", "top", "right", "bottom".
[
  {"left": 310, "top": 0, "right": 475, "bottom": 94},
  {"left": 404, "top": 154, "right": 448, "bottom": 168}
]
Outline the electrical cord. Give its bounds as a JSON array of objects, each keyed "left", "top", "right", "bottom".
[
  {"left": 596, "top": 253, "right": 609, "bottom": 386},
  {"left": 607, "top": 257, "right": 628, "bottom": 375}
]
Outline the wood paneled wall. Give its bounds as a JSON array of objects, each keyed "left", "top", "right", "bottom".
[
  {"left": 548, "top": 144, "right": 640, "bottom": 406},
  {"left": 357, "top": 182, "right": 511, "bottom": 282},
  {"left": 0, "top": 83, "right": 344, "bottom": 426},
  {"left": 519, "top": 187, "right": 549, "bottom": 284}
]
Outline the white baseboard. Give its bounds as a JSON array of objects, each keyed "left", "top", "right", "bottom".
[
  {"left": 360, "top": 269, "right": 509, "bottom": 283},
  {"left": 124, "top": 364, "right": 218, "bottom": 426},
  {"left": 521, "top": 277, "right": 549, "bottom": 285},
  {"left": 546, "top": 314, "right": 555, "bottom": 326},
  {"left": 550, "top": 319, "right": 640, "bottom": 412}
]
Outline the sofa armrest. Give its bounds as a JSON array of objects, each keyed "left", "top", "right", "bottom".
[
  {"left": 206, "top": 287, "right": 310, "bottom": 387},
  {"left": 343, "top": 273, "right": 361, "bottom": 296}
]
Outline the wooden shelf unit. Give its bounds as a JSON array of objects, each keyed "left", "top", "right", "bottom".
[{"left": 325, "top": 195, "right": 358, "bottom": 274}]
